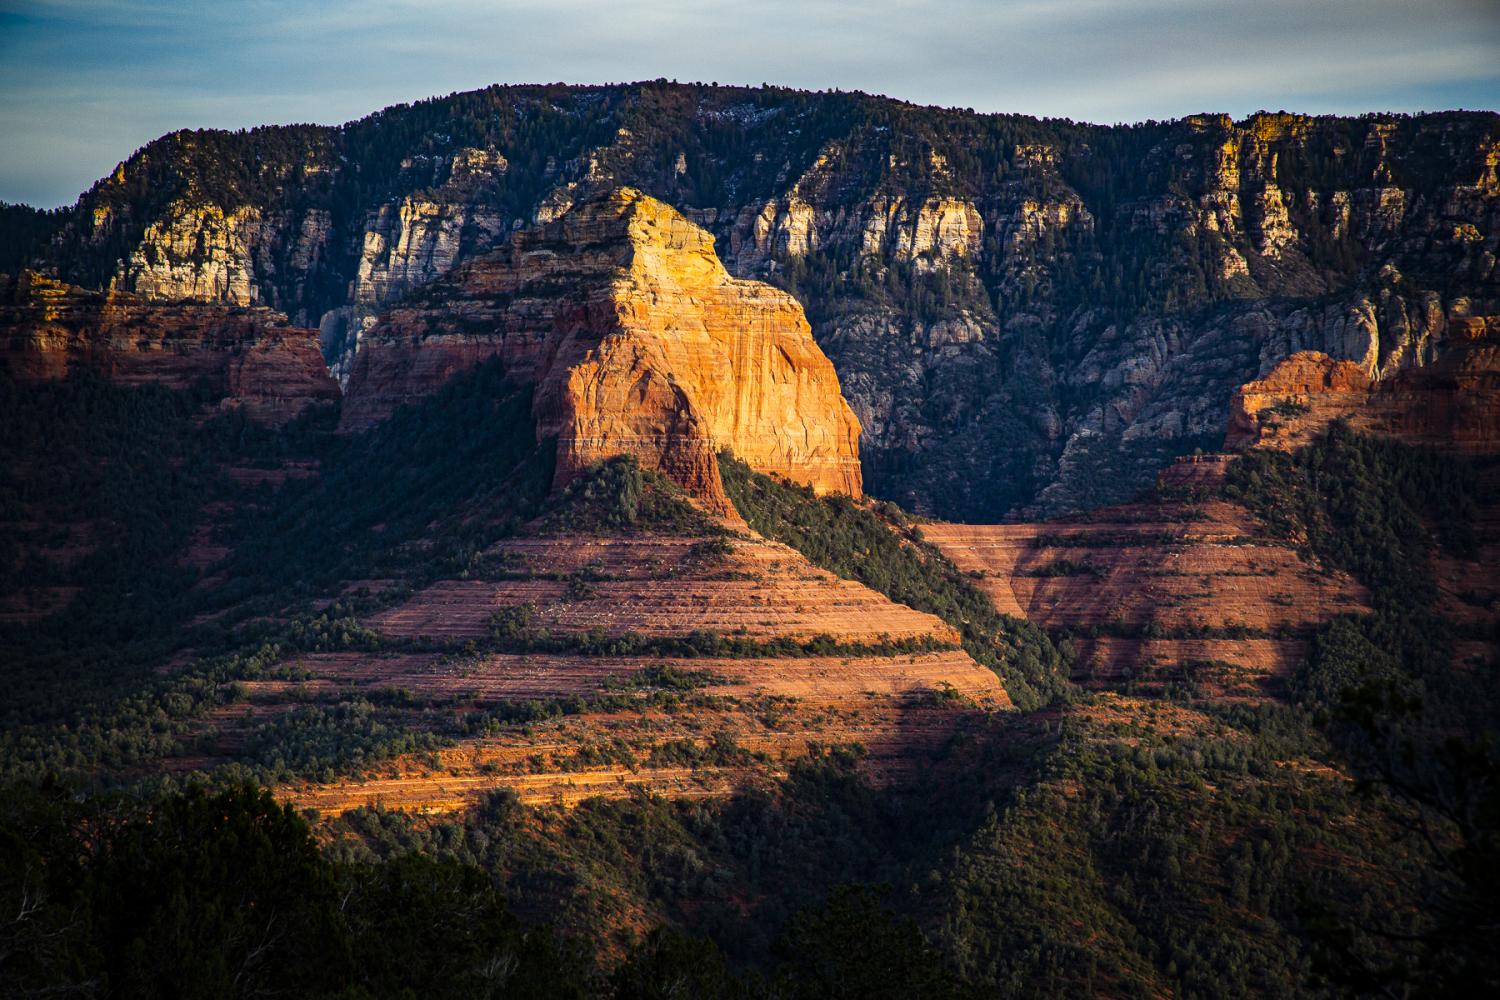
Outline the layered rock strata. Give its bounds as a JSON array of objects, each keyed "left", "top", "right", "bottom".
[
  {"left": 0, "top": 271, "right": 338, "bottom": 423},
  {"left": 197, "top": 531, "right": 1006, "bottom": 814},
  {"left": 25, "top": 88, "right": 1500, "bottom": 518},
  {"left": 341, "top": 188, "right": 863, "bottom": 511},
  {"left": 1226, "top": 325, "right": 1500, "bottom": 452},
  {"left": 925, "top": 458, "right": 1368, "bottom": 702}
]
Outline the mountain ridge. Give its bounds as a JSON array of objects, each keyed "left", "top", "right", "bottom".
[{"left": 8, "top": 81, "right": 1495, "bottom": 519}]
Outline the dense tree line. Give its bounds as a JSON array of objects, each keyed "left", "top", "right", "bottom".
[
  {"left": 1, "top": 780, "right": 982, "bottom": 999},
  {"left": 1226, "top": 425, "right": 1500, "bottom": 992}
]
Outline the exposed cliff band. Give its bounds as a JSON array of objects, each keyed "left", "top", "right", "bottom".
[
  {"left": 1225, "top": 320, "right": 1500, "bottom": 453},
  {"left": 20, "top": 88, "right": 1498, "bottom": 519},
  {"left": 340, "top": 188, "right": 863, "bottom": 512},
  {"left": 0, "top": 271, "right": 339, "bottom": 424}
]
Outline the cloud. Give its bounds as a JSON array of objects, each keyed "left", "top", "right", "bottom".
[{"left": 1, "top": 0, "right": 1497, "bottom": 206}]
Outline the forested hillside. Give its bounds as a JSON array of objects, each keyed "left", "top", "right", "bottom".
[{"left": 4, "top": 387, "right": 1496, "bottom": 994}]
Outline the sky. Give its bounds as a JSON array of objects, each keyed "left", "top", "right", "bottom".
[{"left": 1, "top": 0, "right": 1497, "bottom": 208}]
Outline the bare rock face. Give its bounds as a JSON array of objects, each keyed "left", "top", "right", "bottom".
[
  {"left": 318, "top": 196, "right": 510, "bottom": 386},
  {"left": 732, "top": 192, "right": 986, "bottom": 274},
  {"left": 113, "top": 189, "right": 510, "bottom": 388},
  {"left": 118, "top": 201, "right": 266, "bottom": 305},
  {"left": 1226, "top": 330, "right": 1500, "bottom": 453},
  {"left": 1, "top": 271, "right": 339, "bottom": 424},
  {"left": 104, "top": 196, "right": 336, "bottom": 320},
  {"left": 341, "top": 188, "right": 863, "bottom": 511},
  {"left": 30, "top": 89, "right": 1499, "bottom": 519},
  {"left": 1225, "top": 351, "right": 1373, "bottom": 449}
]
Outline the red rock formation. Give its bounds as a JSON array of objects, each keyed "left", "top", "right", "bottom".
[
  {"left": 340, "top": 188, "right": 863, "bottom": 513},
  {"left": 1225, "top": 351, "right": 1372, "bottom": 449},
  {"left": 1, "top": 271, "right": 338, "bottom": 423},
  {"left": 927, "top": 337, "right": 1500, "bottom": 702},
  {"left": 193, "top": 530, "right": 1005, "bottom": 815},
  {"left": 1226, "top": 333, "right": 1500, "bottom": 453},
  {"left": 925, "top": 460, "right": 1368, "bottom": 703}
]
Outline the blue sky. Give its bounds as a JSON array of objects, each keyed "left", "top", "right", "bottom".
[{"left": 2, "top": 0, "right": 1498, "bottom": 208}]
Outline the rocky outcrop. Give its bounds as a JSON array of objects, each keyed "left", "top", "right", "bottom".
[
  {"left": 0, "top": 271, "right": 339, "bottom": 423},
  {"left": 1226, "top": 325, "right": 1500, "bottom": 452},
  {"left": 318, "top": 195, "right": 510, "bottom": 385},
  {"left": 118, "top": 201, "right": 269, "bottom": 305},
  {"left": 1017, "top": 279, "right": 1480, "bottom": 516},
  {"left": 925, "top": 457, "right": 1369, "bottom": 702},
  {"left": 730, "top": 192, "right": 986, "bottom": 272},
  {"left": 341, "top": 188, "right": 863, "bottom": 511},
  {"left": 106, "top": 190, "right": 512, "bottom": 388},
  {"left": 1225, "top": 352, "right": 1372, "bottom": 449},
  {"left": 23, "top": 85, "right": 1500, "bottom": 518}
]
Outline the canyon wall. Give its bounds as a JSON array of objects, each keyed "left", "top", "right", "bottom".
[
  {"left": 341, "top": 188, "right": 863, "bottom": 511},
  {"left": 1226, "top": 318, "right": 1500, "bottom": 452},
  {"left": 16, "top": 86, "right": 1500, "bottom": 516},
  {"left": 0, "top": 271, "right": 338, "bottom": 423}
]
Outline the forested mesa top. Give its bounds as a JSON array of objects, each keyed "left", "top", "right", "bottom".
[{"left": 4, "top": 82, "right": 1498, "bottom": 519}]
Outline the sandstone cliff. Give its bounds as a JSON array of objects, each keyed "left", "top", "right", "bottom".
[
  {"left": 0, "top": 271, "right": 339, "bottom": 423},
  {"left": 1226, "top": 321, "right": 1500, "bottom": 452},
  {"left": 19, "top": 85, "right": 1500, "bottom": 518},
  {"left": 341, "top": 188, "right": 863, "bottom": 511}
]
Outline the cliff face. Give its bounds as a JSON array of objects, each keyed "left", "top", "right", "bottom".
[
  {"left": 0, "top": 271, "right": 339, "bottom": 423},
  {"left": 1226, "top": 320, "right": 1500, "bottom": 452},
  {"left": 318, "top": 194, "right": 510, "bottom": 385},
  {"left": 20, "top": 85, "right": 1500, "bottom": 517},
  {"left": 713, "top": 111, "right": 1498, "bottom": 517},
  {"left": 929, "top": 320, "right": 1500, "bottom": 700},
  {"left": 341, "top": 188, "right": 862, "bottom": 511},
  {"left": 925, "top": 457, "right": 1369, "bottom": 703}
]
